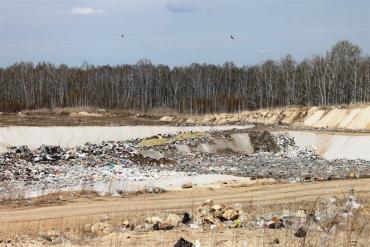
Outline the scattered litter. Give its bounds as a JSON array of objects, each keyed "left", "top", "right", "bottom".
[
  {"left": 346, "top": 195, "right": 363, "bottom": 209},
  {"left": 189, "top": 223, "right": 200, "bottom": 229},
  {"left": 182, "top": 212, "right": 192, "bottom": 224},
  {"left": 174, "top": 237, "right": 193, "bottom": 247},
  {"left": 153, "top": 222, "right": 174, "bottom": 231},
  {"left": 195, "top": 199, "right": 246, "bottom": 229},
  {"left": 294, "top": 227, "right": 307, "bottom": 238}
]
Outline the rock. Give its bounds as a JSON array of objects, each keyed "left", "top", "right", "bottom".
[
  {"left": 268, "top": 222, "right": 284, "bottom": 229},
  {"left": 211, "top": 204, "right": 224, "bottom": 212},
  {"left": 143, "top": 223, "right": 151, "bottom": 230},
  {"left": 122, "top": 220, "right": 130, "bottom": 226},
  {"left": 272, "top": 238, "right": 280, "bottom": 244},
  {"left": 116, "top": 189, "right": 124, "bottom": 195},
  {"left": 294, "top": 227, "right": 307, "bottom": 238},
  {"left": 182, "top": 212, "right": 192, "bottom": 224},
  {"left": 38, "top": 230, "right": 61, "bottom": 244},
  {"left": 222, "top": 209, "right": 239, "bottom": 220},
  {"left": 212, "top": 208, "right": 224, "bottom": 218},
  {"left": 194, "top": 240, "right": 201, "bottom": 247},
  {"left": 63, "top": 232, "right": 82, "bottom": 242},
  {"left": 122, "top": 220, "right": 135, "bottom": 230},
  {"left": 101, "top": 214, "right": 111, "bottom": 222},
  {"left": 203, "top": 199, "right": 214, "bottom": 205},
  {"left": 202, "top": 215, "right": 215, "bottom": 225},
  {"left": 165, "top": 214, "right": 182, "bottom": 227},
  {"left": 84, "top": 224, "right": 92, "bottom": 233},
  {"left": 146, "top": 216, "right": 163, "bottom": 224},
  {"left": 189, "top": 223, "right": 200, "bottom": 229},
  {"left": 181, "top": 181, "right": 193, "bottom": 189},
  {"left": 196, "top": 199, "right": 247, "bottom": 229},
  {"left": 174, "top": 237, "right": 193, "bottom": 247},
  {"left": 145, "top": 186, "right": 165, "bottom": 194},
  {"left": 210, "top": 224, "right": 217, "bottom": 230},
  {"left": 91, "top": 222, "right": 113, "bottom": 236},
  {"left": 160, "top": 116, "right": 174, "bottom": 122},
  {"left": 153, "top": 222, "right": 174, "bottom": 231}
]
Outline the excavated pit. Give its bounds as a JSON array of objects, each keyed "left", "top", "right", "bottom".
[{"left": 0, "top": 128, "right": 369, "bottom": 199}]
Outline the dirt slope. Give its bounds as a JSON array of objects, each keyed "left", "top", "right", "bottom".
[{"left": 183, "top": 104, "right": 370, "bottom": 131}]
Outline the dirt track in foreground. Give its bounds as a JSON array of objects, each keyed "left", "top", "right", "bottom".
[{"left": 0, "top": 179, "right": 369, "bottom": 225}]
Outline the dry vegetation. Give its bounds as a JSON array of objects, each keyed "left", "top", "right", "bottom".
[{"left": 0, "top": 188, "right": 369, "bottom": 247}]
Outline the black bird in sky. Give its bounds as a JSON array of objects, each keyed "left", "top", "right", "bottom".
[
  {"left": 121, "top": 34, "right": 125, "bottom": 39},
  {"left": 230, "top": 35, "right": 235, "bottom": 40}
]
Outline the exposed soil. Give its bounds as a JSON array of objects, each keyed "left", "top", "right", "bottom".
[
  {"left": 0, "top": 179, "right": 369, "bottom": 246},
  {"left": 0, "top": 113, "right": 165, "bottom": 126},
  {"left": 0, "top": 179, "right": 368, "bottom": 225}
]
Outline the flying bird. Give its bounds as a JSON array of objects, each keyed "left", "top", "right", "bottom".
[
  {"left": 121, "top": 34, "right": 125, "bottom": 39},
  {"left": 230, "top": 35, "right": 235, "bottom": 40}
]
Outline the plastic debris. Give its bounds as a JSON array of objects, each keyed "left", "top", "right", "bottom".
[
  {"left": 174, "top": 237, "right": 193, "bottom": 247},
  {"left": 294, "top": 227, "right": 307, "bottom": 238},
  {"left": 1, "top": 129, "right": 369, "bottom": 198}
]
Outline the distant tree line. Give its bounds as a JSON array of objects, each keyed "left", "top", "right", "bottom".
[{"left": 0, "top": 40, "right": 369, "bottom": 113}]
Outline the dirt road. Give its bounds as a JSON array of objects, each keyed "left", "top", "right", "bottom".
[{"left": 1, "top": 179, "right": 369, "bottom": 224}]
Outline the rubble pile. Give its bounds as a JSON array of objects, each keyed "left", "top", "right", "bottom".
[
  {"left": 0, "top": 130, "right": 369, "bottom": 197},
  {"left": 254, "top": 192, "right": 368, "bottom": 237},
  {"left": 248, "top": 131, "right": 279, "bottom": 153},
  {"left": 194, "top": 200, "right": 246, "bottom": 229},
  {"left": 29, "top": 194, "right": 368, "bottom": 246},
  {"left": 144, "top": 132, "right": 369, "bottom": 181},
  {"left": 275, "top": 134, "right": 320, "bottom": 160}
]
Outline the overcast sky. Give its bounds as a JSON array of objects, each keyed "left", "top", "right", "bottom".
[{"left": 0, "top": 0, "right": 369, "bottom": 67}]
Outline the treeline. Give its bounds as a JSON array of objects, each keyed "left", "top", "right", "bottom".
[{"left": 0, "top": 40, "right": 369, "bottom": 113}]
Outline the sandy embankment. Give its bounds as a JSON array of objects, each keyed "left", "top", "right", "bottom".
[
  {"left": 273, "top": 131, "right": 370, "bottom": 160},
  {"left": 182, "top": 105, "right": 370, "bottom": 131}
]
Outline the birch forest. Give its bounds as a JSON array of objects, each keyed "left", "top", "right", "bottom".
[{"left": 1, "top": 40, "right": 369, "bottom": 113}]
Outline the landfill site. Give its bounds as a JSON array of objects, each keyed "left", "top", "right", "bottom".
[{"left": 0, "top": 105, "right": 369, "bottom": 246}]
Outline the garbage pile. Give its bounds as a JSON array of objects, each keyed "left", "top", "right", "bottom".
[
  {"left": 194, "top": 199, "right": 246, "bottom": 229},
  {"left": 253, "top": 192, "right": 367, "bottom": 238},
  {"left": 0, "top": 141, "right": 156, "bottom": 197},
  {"left": 148, "top": 132, "right": 369, "bottom": 181},
  {"left": 248, "top": 131, "right": 279, "bottom": 153},
  {"left": 275, "top": 134, "right": 320, "bottom": 160},
  {"left": 0, "top": 129, "right": 369, "bottom": 198}
]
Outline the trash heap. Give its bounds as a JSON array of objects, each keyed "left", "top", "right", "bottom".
[
  {"left": 0, "top": 129, "right": 369, "bottom": 198},
  {"left": 253, "top": 192, "right": 367, "bottom": 241},
  {"left": 136, "top": 131, "right": 369, "bottom": 181},
  {"left": 194, "top": 199, "right": 246, "bottom": 229},
  {"left": 0, "top": 141, "right": 149, "bottom": 197},
  {"left": 275, "top": 134, "right": 320, "bottom": 160}
]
